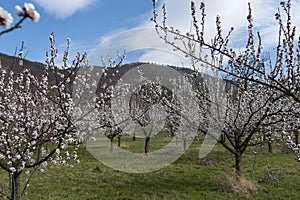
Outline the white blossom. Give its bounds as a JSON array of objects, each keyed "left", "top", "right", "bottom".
[
  {"left": 24, "top": 3, "right": 40, "bottom": 22},
  {"left": 0, "top": 7, "right": 13, "bottom": 28},
  {"left": 15, "top": 5, "right": 23, "bottom": 16},
  {"left": 9, "top": 167, "right": 16, "bottom": 173}
]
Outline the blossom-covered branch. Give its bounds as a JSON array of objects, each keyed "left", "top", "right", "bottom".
[{"left": 0, "top": 3, "right": 40, "bottom": 37}]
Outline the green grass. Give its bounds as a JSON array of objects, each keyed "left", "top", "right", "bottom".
[
  {"left": 1, "top": 137, "right": 299, "bottom": 200},
  {"left": 117, "top": 132, "right": 172, "bottom": 153}
]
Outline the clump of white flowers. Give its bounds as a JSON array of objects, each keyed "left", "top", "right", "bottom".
[
  {"left": 0, "top": 7, "right": 13, "bottom": 28},
  {"left": 0, "top": 2, "right": 40, "bottom": 36},
  {"left": 15, "top": 3, "right": 40, "bottom": 22},
  {"left": 283, "top": 131, "right": 300, "bottom": 162}
]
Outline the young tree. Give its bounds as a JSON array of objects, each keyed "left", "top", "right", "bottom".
[
  {"left": 96, "top": 62, "right": 191, "bottom": 154},
  {"left": 152, "top": 0, "right": 300, "bottom": 162},
  {"left": 152, "top": 0, "right": 289, "bottom": 178},
  {"left": 253, "top": 113, "right": 287, "bottom": 153},
  {"left": 195, "top": 71, "right": 285, "bottom": 179},
  {"left": 0, "top": 34, "right": 87, "bottom": 200},
  {"left": 95, "top": 60, "right": 133, "bottom": 152},
  {"left": 99, "top": 62, "right": 198, "bottom": 155},
  {"left": 129, "top": 83, "right": 176, "bottom": 153}
]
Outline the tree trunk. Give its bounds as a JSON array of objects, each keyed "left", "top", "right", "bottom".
[
  {"left": 110, "top": 137, "right": 114, "bottom": 152},
  {"left": 268, "top": 141, "right": 273, "bottom": 153},
  {"left": 220, "top": 134, "right": 226, "bottom": 143},
  {"left": 295, "top": 131, "right": 299, "bottom": 145},
  {"left": 145, "top": 137, "right": 150, "bottom": 154},
  {"left": 11, "top": 172, "right": 21, "bottom": 200},
  {"left": 133, "top": 132, "right": 136, "bottom": 141},
  {"left": 234, "top": 153, "right": 242, "bottom": 180},
  {"left": 117, "top": 136, "right": 121, "bottom": 147},
  {"left": 266, "top": 135, "right": 272, "bottom": 153}
]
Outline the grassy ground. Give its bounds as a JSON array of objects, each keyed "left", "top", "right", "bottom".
[{"left": 1, "top": 135, "right": 299, "bottom": 200}]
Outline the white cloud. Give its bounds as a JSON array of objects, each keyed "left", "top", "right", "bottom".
[
  {"left": 88, "top": 28, "right": 190, "bottom": 66},
  {"left": 146, "top": 0, "right": 300, "bottom": 47},
  {"left": 89, "top": 0, "right": 300, "bottom": 67},
  {"left": 33, "top": 0, "right": 96, "bottom": 19},
  {"left": 155, "top": 0, "right": 277, "bottom": 47}
]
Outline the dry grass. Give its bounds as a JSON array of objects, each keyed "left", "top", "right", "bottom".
[
  {"left": 198, "top": 158, "right": 223, "bottom": 166},
  {"left": 257, "top": 170, "right": 284, "bottom": 186},
  {"left": 220, "top": 175, "right": 259, "bottom": 194}
]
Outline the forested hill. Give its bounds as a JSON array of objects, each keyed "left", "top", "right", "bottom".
[
  {"left": 0, "top": 52, "right": 204, "bottom": 87},
  {"left": 0, "top": 52, "right": 45, "bottom": 79}
]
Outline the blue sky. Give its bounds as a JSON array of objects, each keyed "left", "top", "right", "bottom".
[
  {"left": 0, "top": 0, "right": 154, "bottom": 63},
  {"left": 1, "top": 0, "right": 300, "bottom": 67}
]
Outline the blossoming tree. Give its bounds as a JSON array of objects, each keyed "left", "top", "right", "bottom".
[
  {"left": 0, "top": 33, "right": 89, "bottom": 200},
  {"left": 152, "top": 0, "right": 300, "bottom": 162},
  {"left": 198, "top": 73, "right": 285, "bottom": 179}
]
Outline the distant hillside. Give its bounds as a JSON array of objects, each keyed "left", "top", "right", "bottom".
[
  {"left": 0, "top": 52, "right": 208, "bottom": 93},
  {"left": 0, "top": 52, "right": 45, "bottom": 79}
]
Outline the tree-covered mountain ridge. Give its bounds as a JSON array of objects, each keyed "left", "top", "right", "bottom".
[{"left": 0, "top": 52, "right": 203, "bottom": 84}]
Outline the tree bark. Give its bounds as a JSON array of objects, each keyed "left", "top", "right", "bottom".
[
  {"left": 234, "top": 153, "right": 242, "bottom": 180},
  {"left": 266, "top": 135, "right": 272, "bottom": 153},
  {"left": 110, "top": 137, "right": 114, "bottom": 152},
  {"left": 117, "top": 136, "right": 121, "bottom": 147},
  {"left": 145, "top": 137, "right": 150, "bottom": 154},
  {"left": 295, "top": 130, "right": 299, "bottom": 145},
  {"left": 11, "top": 172, "right": 21, "bottom": 200},
  {"left": 220, "top": 134, "right": 226, "bottom": 143},
  {"left": 268, "top": 141, "right": 273, "bottom": 153}
]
